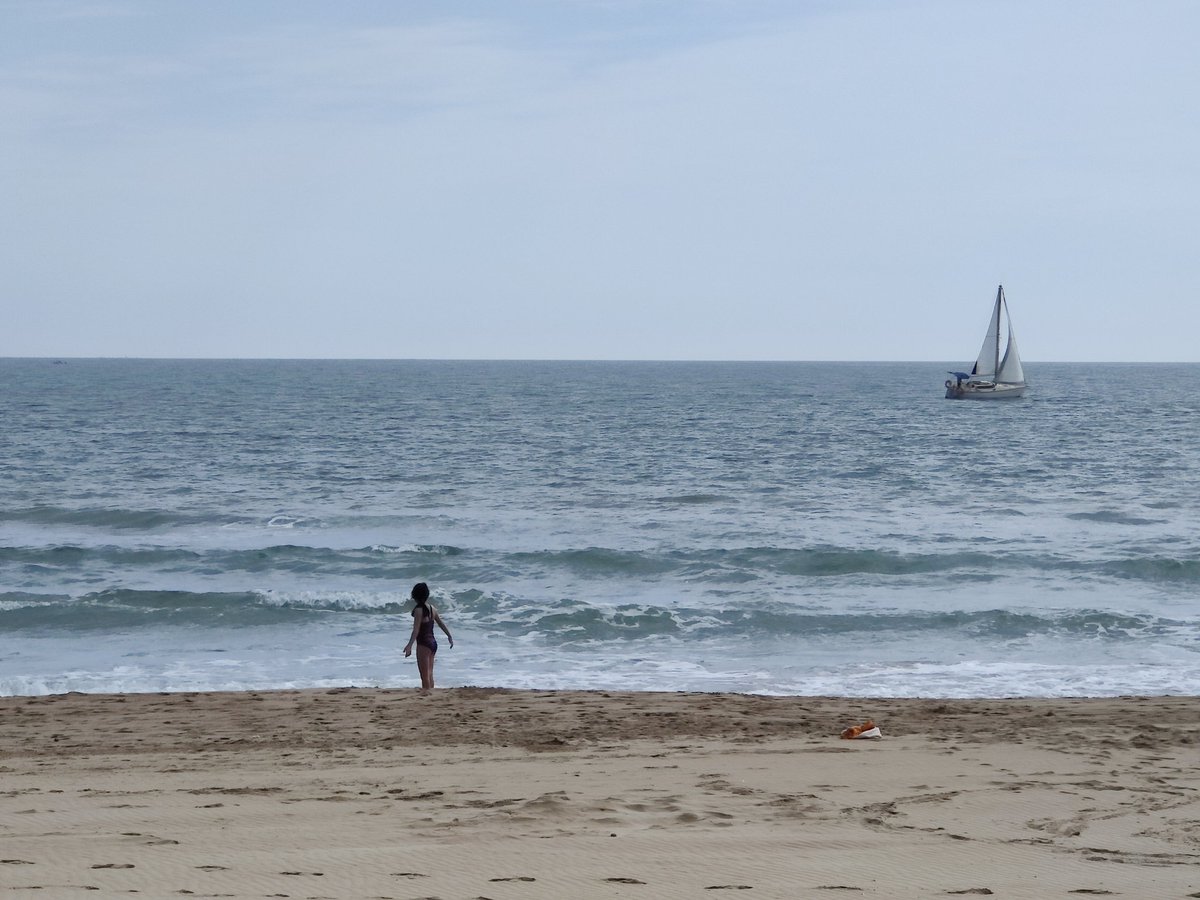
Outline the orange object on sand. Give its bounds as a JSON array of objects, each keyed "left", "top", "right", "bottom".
[{"left": 840, "top": 720, "right": 877, "bottom": 739}]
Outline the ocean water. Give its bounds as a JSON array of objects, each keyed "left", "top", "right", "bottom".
[{"left": 2, "top": 358, "right": 1199, "bottom": 698}]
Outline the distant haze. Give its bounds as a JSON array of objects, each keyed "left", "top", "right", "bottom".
[{"left": 4, "top": 1, "right": 1198, "bottom": 361}]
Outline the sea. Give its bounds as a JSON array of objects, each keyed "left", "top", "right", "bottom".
[{"left": 2, "top": 358, "right": 1199, "bottom": 698}]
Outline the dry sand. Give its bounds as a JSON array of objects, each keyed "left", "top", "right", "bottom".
[{"left": 1, "top": 688, "right": 1198, "bottom": 899}]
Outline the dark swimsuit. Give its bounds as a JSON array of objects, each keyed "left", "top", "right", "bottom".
[{"left": 414, "top": 604, "right": 437, "bottom": 653}]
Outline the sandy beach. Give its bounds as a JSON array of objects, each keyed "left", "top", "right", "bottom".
[{"left": 1, "top": 689, "right": 1197, "bottom": 899}]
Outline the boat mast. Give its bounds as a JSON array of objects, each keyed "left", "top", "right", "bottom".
[{"left": 994, "top": 285, "right": 1004, "bottom": 377}]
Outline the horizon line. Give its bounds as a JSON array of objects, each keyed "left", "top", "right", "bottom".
[{"left": 4, "top": 356, "right": 1199, "bottom": 365}]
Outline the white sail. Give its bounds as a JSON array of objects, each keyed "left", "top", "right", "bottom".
[
  {"left": 997, "top": 321, "right": 1024, "bottom": 384},
  {"left": 971, "top": 288, "right": 1003, "bottom": 378}
]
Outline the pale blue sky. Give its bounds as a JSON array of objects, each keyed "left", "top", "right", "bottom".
[{"left": 4, "top": 0, "right": 1198, "bottom": 360}]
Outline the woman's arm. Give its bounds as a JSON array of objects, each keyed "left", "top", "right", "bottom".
[
  {"left": 432, "top": 608, "right": 454, "bottom": 648},
  {"left": 403, "top": 609, "right": 423, "bottom": 657}
]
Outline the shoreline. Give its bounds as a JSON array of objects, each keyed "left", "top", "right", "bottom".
[
  {"left": 2, "top": 689, "right": 1198, "bottom": 898},
  {"left": 4, "top": 687, "right": 1197, "bottom": 750}
]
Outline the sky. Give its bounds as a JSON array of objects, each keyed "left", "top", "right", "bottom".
[{"left": 3, "top": 0, "right": 1199, "bottom": 361}]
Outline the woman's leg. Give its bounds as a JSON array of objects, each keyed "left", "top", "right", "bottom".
[{"left": 416, "top": 645, "right": 435, "bottom": 689}]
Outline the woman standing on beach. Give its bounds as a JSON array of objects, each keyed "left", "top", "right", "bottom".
[{"left": 403, "top": 582, "right": 453, "bottom": 690}]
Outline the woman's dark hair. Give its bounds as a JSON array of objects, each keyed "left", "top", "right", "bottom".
[{"left": 411, "top": 582, "right": 430, "bottom": 605}]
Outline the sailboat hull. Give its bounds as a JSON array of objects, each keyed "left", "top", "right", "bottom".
[{"left": 945, "top": 381, "right": 1026, "bottom": 400}]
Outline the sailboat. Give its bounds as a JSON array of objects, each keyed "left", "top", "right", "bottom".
[{"left": 945, "top": 284, "right": 1027, "bottom": 399}]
